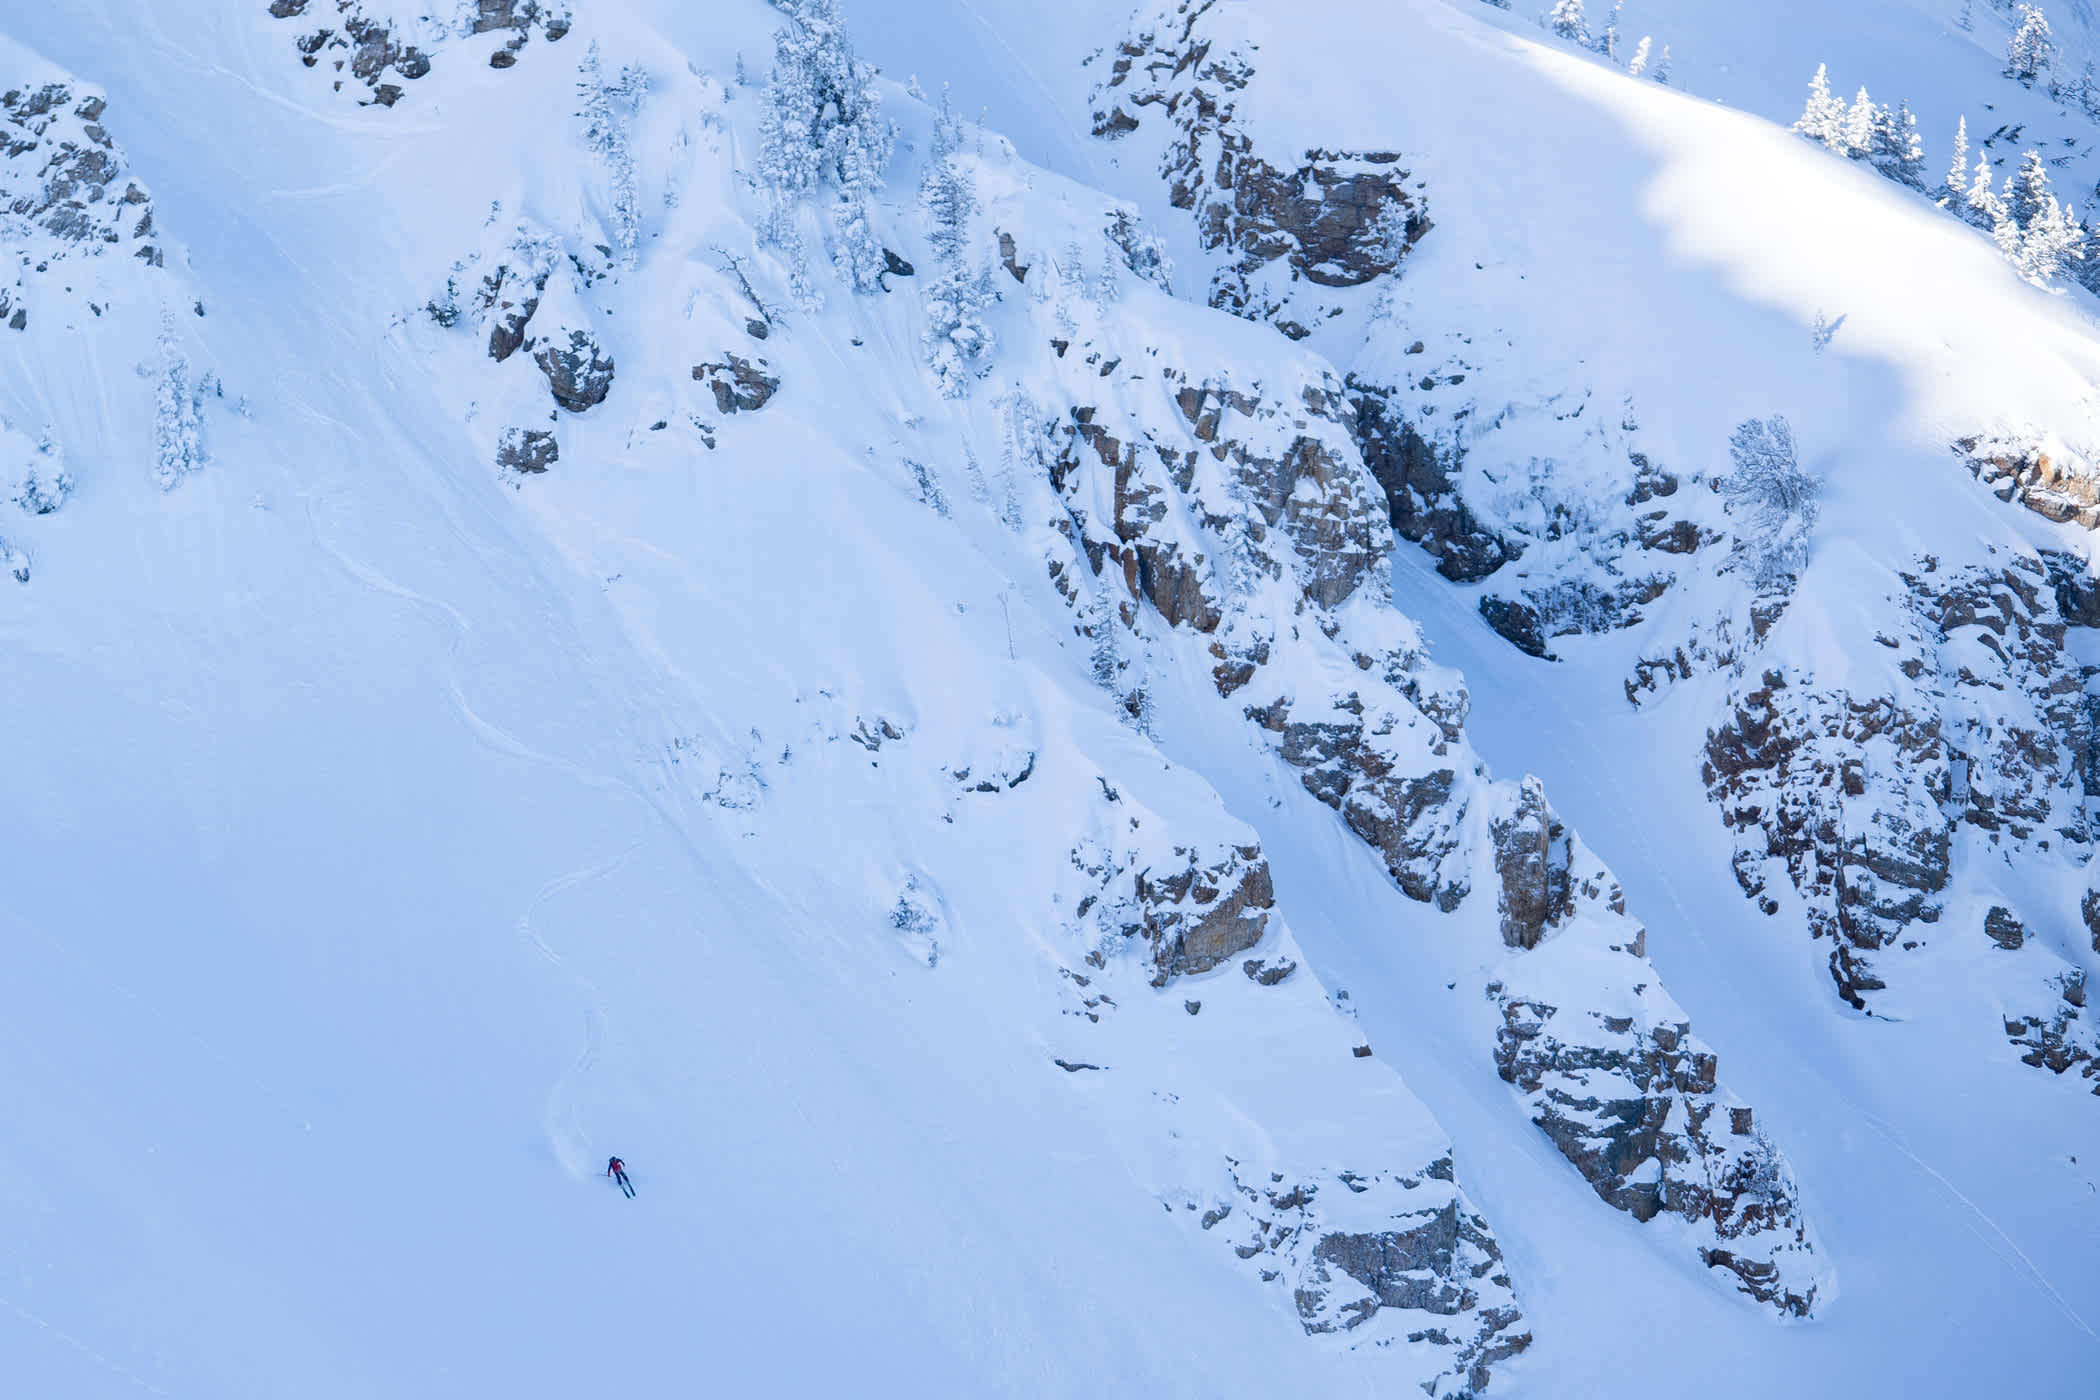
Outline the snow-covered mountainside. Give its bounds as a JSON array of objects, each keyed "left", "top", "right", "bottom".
[{"left": 1, "top": 1, "right": 2095, "bottom": 1396}]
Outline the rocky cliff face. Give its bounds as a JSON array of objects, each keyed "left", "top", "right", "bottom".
[
  {"left": 1706, "top": 556, "right": 2091, "bottom": 1005},
  {"left": 995, "top": 179, "right": 1824, "bottom": 1310}
]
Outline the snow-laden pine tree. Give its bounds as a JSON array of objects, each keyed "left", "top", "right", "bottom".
[
  {"left": 153, "top": 324, "right": 204, "bottom": 491},
  {"left": 1942, "top": 116, "right": 1970, "bottom": 207},
  {"left": 1999, "top": 150, "right": 2087, "bottom": 280},
  {"left": 1547, "top": 0, "right": 1589, "bottom": 45},
  {"left": 1793, "top": 66, "right": 1846, "bottom": 150},
  {"left": 15, "top": 437, "right": 70, "bottom": 515},
  {"left": 1104, "top": 208, "right": 1172, "bottom": 291},
  {"left": 2006, "top": 149, "right": 2054, "bottom": 231},
  {"left": 1869, "top": 101, "right": 1927, "bottom": 190},
  {"left": 1597, "top": 0, "right": 1621, "bottom": 59},
  {"left": 757, "top": 0, "right": 896, "bottom": 298},
  {"left": 1966, "top": 149, "right": 2003, "bottom": 229},
  {"left": 1654, "top": 44, "right": 1672, "bottom": 84},
  {"left": 1722, "top": 416, "right": 1817, "bottom": 590},
  {"left": 1841, "top": 88, "right": 1877, "bottom": 159},
  {"left": 577, "top": 43, "right": 647, "bottom": 267},
  {"left": 918, "top": 93, "right": 994, "bottom": 397},
  {"left": 1627, "top": 35, "right": 1651, "bottom": 78},
  {"left": 2006, "top": 4, "right": 2056, "bottom": 86}
]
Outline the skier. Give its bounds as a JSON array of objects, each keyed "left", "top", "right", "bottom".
[{"left": 607, "top": 1155, "right": 634, "bottom": 1198}]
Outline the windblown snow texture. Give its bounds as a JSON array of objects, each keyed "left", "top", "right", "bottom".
[{"left": 0, "top": 2, "right": 2095, "bottom": 1398}]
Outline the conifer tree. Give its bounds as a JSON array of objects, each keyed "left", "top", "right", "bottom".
[
  {"left": 1547, "top": 0, "right": 1589, "bottom": 44},
  {"left": 1627, "top": 35, "right": 1651, "bottom": 78},
  {"left": 2006, "top": 149, "right": 2053, "bottom": 232},
  {"left": 2006, "top": 4, "right": 2056, "bottom": 86},
  {"left": 919, "top": 92, "right": 994, "bottom": 396},
  {"left": 757, "top": 0, "right": 896, "bottom": 297},
  {"left": 1869, "top": 101, "right": 1927, "bottom": 190},
  {"left": 1793, "top": 66, "right": 1846, "bottom": 150},
  {"left": 1943, "top": 116, "right": 1970, "bottom": 207},
  {"left": 1841, "top": 88, "right": 1877, "bottom": 158},
  {"left": 1967, "top": 149, "right": 2003, "bottom": 229}
]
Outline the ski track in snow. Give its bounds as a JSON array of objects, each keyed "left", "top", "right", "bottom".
[
  {"left": 0, "top": 1294, "right": 173, "bottom": 1398},
  {"left": 518, "top": 846, "right": 636, "bottom": 1178},
  {"left": 1860, "top": 1111, "right": 2100, "bottom": 1345}
]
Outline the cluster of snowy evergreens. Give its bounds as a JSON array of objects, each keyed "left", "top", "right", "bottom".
[
  {"left": 1516, "top": 0, "right": 1669, "bottom": 82},
  {"left": 153, "top": 319, "right": 204, "bottom": 491},
  {"left": 918, "top": 93, "right": 994, "bottom": 397},
  {"left": 577, "top": 43, "right": 647, "bottom": 267},
  {"left": 1791, "top": 68, "right": 1926, "bottom": 190},
  {"left": 1794, "top": 46, "right": 2098, "bottom": 287},
  {"left": 755, "top": 0, "right": 895, "bottom": 303}
]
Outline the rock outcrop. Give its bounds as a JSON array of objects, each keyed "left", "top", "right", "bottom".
[
  {"left": 268, "top": 0, "right": 434, "bottom": 106},
  {"left": 1958, "top": 432, "right": 2100, "bottom": 531},
  {"left": 496, "top": 426, "right": 557, "bottom": 474},
  {"left": 1, "top": 78, "right": 163, "bottom": 331},
  {"left": 694, "top": 354, "right": 779, "bottom": 415},
  {"left": 431, "top": 220, "right": 614, "bottom": 415},
  {"left": 1492, "top": 988, "right": 1822, "bottom": 1315},
  {"left": 1217, "top": 1159, "right": 1529, "bottom": 1394},
  {"left": 1071, "top": 825, "right": 1275, "bottom": 988},
  {"left": 268, "top": 1, "right": 570, "bottom": 102},
  {"left": 535, "top": 327, "right": 614, "bottom": 413},
  {"left": 1090, "top": 0, "right": 1427, "bottom": 339}
]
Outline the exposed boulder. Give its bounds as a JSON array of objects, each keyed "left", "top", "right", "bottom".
[
  {"left": 693, "top": 354, "right": 779, "bottom": 415},
  {"left": 495, "top": 426, "right": 557, "bottom": 475},
  {"left": 535, "top": 327, "right": 614, "bottom": 413}
]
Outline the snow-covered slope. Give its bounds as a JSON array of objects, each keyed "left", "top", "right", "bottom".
[{"left": 1, "top": 1, "right": 2096, "bottom": 1397}]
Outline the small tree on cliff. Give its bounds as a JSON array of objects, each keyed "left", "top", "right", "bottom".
[
  {"left": 919, "top": 92, "right": 994, "bottom": 396},
  {"left": 1722, "top": 416, "right": 1818, "bottom": 590}
]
